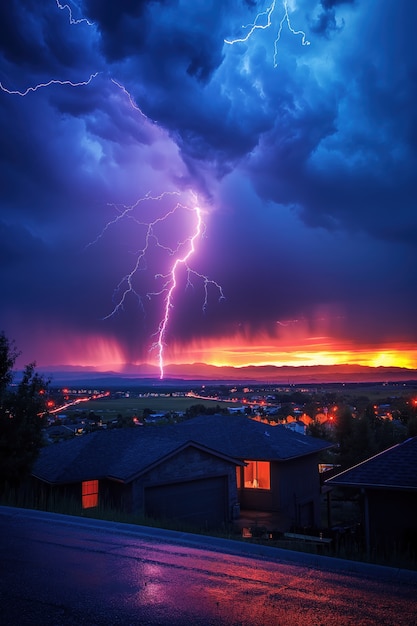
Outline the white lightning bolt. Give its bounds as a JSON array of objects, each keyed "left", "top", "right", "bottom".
[
  {"left": 0, "top": 3, "right": 98, "bottom": 96},
  {"left": 225, "top": 0, "right": 310, "bottom": 67},
  {"left": 0, "top": 73, "right": 99, "bottom": 97},
  {"left": 224, "top": 1, "right": 276, "bottom": 44},
  {"left": 55, "top": 1, "right": 94, "bottom": 26}
]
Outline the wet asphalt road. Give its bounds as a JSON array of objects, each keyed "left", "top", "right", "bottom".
[{"left": 0, "top": 506, "right": 416, "bottom": 625}]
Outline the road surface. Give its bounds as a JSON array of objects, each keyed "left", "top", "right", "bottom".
[{"left": 0, "top": 506, "right": 416, "bottom": 625}]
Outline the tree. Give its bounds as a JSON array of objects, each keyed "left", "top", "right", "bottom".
[
  {"left": 351, "top": 412, "right": 377, "bottom": 464},
  {"left": 0, "top": 332, "right": 18, "bottom": 395},
  {"left": 334, "top": 405, "right": 357, "bottom": 468},
  {"left": 407, "top": 415, "right": 417, "bottom": 438},
  {"left": 306, "top": 419, "right": 331, "bottom": 440},
  {"left": 0, "top": 332, "right": 49, "bottom": 487}
]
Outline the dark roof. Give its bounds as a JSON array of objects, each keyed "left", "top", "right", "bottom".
[
  {"left": 326, "top": 436, "right": 417, "bottom": 491},
  {"left": 33, "top": 427, "right": 242, "bottom": 484},
  {"left": 33, "top": 414, "right": 331, "bottom": 484},
  {"left": 107, "top": 435, "right": 244, "bottom": 483},
  {"left": 169, "top": 414, "right": 332, "bottom": 461},
  {"left": 33, "top": 429, "right": 123, "bottom": 483}
]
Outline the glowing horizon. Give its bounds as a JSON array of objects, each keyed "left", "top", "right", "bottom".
[
  {"left": 160, "top": 337, "right": 417, "bottom": 371},
  {"left": 23, "top": 329, "right": 417, "bottom": 372}
]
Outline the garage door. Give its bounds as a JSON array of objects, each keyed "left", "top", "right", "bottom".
[{"left": 145, "top": 476, "right": 227, "bottom": 528}]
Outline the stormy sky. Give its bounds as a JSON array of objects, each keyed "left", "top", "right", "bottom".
[{"left": 1, "top": 0, "right": 416, "bottom": 372}]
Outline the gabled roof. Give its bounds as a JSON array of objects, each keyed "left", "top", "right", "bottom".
[
  {"left": 108, "top": 439, "right": 244, "bottom": 483},
  {"left": 33, "top": 426, "right": 243, "bottom": 485},
  {"left": 33, "top": 413, "right": 331, "bottom": 485},
  {"left": 326, "top": 436, "right": 417, "bottom": 491},
  {"left": 170, "top": 414, "right": 332, "bottom": 461}
]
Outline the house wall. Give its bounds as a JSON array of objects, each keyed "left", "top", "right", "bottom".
[
  {"left": 100, "top": 479, "right": 132, "bottom": 512},
  {"left": 365, "top": 488, "right": 417, "bottom": 551},
  {"left": 237, "top": 454, "right": 322, "bottom": 529},
  {"left": 238, "top": 487, "right": 275, "bottom": 511},
  {"left": 275, "top": 454, "right": 322, "bottom": 528},
  {"left": 238, "top": 464, "right": 275, "bottom": 511},
  {"left": 32, "top": 478, "right": 81, "bottom": 511},
  {"left": 32, "top": 477, "right": 133, "bottom": 514},
  {"left": 130, "top": 447, "right": 239, "bottom": 522}
]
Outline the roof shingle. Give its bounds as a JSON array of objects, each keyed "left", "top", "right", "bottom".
[
  {"left": 326, "top": 436, "right": 417, "bottom": 491},
  {"left": 170, "top": 414, "right": 331, "bottom": 460},
  {"left": 33, "top": 414, "right": 331, "bottom": 484}
]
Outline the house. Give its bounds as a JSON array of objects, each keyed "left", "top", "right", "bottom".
[
  {"left": 325, "top": 436, "right": 417, "bottom": 554},
  {"left": 172, "top": 414, "right": 332, "bottom": 529},
  {"left": 283, "top": 420, "right": 306, "bottom": 436},
  {"left": 32, "top": 414, "right": 331, "bottom": 531},
  {"left": 32, "top": 427, "right": 242, "bottom": 529}
]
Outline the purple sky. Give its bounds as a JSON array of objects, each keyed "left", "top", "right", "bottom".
[{"left": 1, "top": 0, "right": 416, "bottom": 372}]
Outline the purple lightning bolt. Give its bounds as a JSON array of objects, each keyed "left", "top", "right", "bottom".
[
  {"left": 151, "top": 200, "right": 225, "bottom": 379},
  {"left": 93, "top": 191, "right": 224, "bottom": 379}
]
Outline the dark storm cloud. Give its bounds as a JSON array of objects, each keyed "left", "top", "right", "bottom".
[
  {"left": 83, "top": 0, "right": 171, "bottom": 61},
  {"left": 310, "top": 2, "right": 345, "bottom": 39},
  {"left": 84, "top": 0, "right": 224, "bottom": 76},
  {"left": 321, "top": 0, "right": 355, "bottom": 7},
  {"left": 0, "top": 0, "right": 416, "bottom": 366},
  {"left": 168, "top": 178, "right": 417, "bottom": 346},
  {"left": 72, "top": 0, "right": 417, "bottom": 249},
  {"left": 80, "top": 0, "right": 269, "bottom": 168},
  {"left": 0, "top": 0, "right": 99, "bottom": 81},
  {"left": 0, "top": 221, "right": 46, "bottom": 271},
  {"left": 245, "top": 0, "right": 417, "bottom": 245}
]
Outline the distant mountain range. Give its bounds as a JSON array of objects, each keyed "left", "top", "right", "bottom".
[{"left": 34, "top": 362, "right": 417, "bottom": 386}]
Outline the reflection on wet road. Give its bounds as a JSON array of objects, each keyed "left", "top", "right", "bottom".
[{"left": 1, "top": 507, "right": 416, "bottom": 625}]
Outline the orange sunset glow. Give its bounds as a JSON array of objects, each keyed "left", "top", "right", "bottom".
[
  {"left": 163, "top": 334, "right": 417, "bottom": 370},
  {"left": 34, "top": 328, "right": 417, "bottom": 374}
]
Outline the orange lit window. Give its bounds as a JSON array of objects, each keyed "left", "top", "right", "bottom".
[
  {"left": 236, "top": 466, "right": 242, "bottom": 489},
  {"left": 82, "top": 480, "right": 98, "bottom": 509},
  {"left": 243, "top": 461, "right": 270, "bottom": 490}
]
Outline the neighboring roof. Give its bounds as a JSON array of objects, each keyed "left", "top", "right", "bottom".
[
  {"left": 326, "top": 436, "right": 417, "bottom": 491},
  {"left": 170, "top": 414, "right": 332, "bottom": 461},
  {"left": 33, "top": 414, "right": 331, "bottom": 484}
]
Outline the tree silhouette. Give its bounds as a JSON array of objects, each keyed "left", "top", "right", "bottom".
[{"left": 0, "top": 332, "right": 49, "bottom": 487}]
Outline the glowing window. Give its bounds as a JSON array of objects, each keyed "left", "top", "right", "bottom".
[
  {"left": 236, "top": 466, "right": 242, "bottom": 488},
  {"left": 243, "top": 461, "right": 270, "bottom": 490},
  {"left": 82, "top": 480, "right": 98, "bottom": 509}
]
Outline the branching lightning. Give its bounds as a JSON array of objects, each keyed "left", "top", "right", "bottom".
[
  {"left": 94, "top": 192, "right": 224, "bottom": 380},
  {"left": 151, "top": 200, "right": 224, "bottom": 379},
  {"left": 88, "top": 78, "right": 225, "bottom": 378},
  {"left": 224, "top": 1, "right": 276, "bottom": 44},
  {"left": 225, "top": 0, "right": 310, "bottom": 67},
  {"left": 1, "top": 0, "right": 226, "bottom": 379}
]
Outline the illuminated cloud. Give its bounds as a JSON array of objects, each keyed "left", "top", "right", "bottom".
[{"left": 0, "top": 0, "right": 416, "bottom": 373}]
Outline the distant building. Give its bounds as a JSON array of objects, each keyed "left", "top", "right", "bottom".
[{"left": 284, "top": 420, "right": 306, "bottom": 436}]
